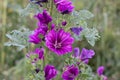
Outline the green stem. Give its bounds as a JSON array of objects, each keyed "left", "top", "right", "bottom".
[
  {"left": 45, "top": 2, "right": 48, "bottom": 9},
  {"left": 1, "top": 0, "right": 7, "bottom": 66},
  {"left": 50, "top": 0, "right": 54, "bottom": 16},
  {"left": 42, "top": 1, "right": 53, "bottom": 68},
  {"left": 43, "top": 48, "right": 48, "bottom": 68},
  {"left": 23, "top": 48, "right": 27, "bottom": 78},
  {"left": 24, "top": 44, "right": 30, "bottom": 78}
]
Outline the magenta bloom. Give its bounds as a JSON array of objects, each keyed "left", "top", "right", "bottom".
[
  {"left": 29, "top": 24, "right": 48, "bottom": 44},
  {"left": 54, "top": 0, "right": 74, "bottom": 14},
  {"left": 70, "top": 27, "right": 83, "bottom": 35},
  {"left": 37, "top": 23, "right": 48, "bottom": 36},
  {"left": 97, "top": 66, "right": 105, "bottom": 76},
  {"left": 35, "top": 10, "right": 52, "bottom": 24},
  {"left": 72, "top": 47, "right": 80, "bottom": 58},
  {"left": 29, "top": 31, "right": 41, "bottom": 44},
  {"left": 80, "top": 48, "right": 95, "bottom": 64},
  {"left": 29, "top": 10, "right": 51, "bottom": 44},
  {"left": 45, "top": 29, "right": 74, "bottom": 55},
  {"left": 44, "top": 64, "right": 57, "bottom": 80},
  {"left": 62, "top": 65, "right": 79, "bottom": 80},
  {"left": 97, "top": 66, "right": 108, "bottom": 80}
]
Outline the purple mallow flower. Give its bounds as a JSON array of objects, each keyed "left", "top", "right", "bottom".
[
  {"left": 35, "top": 10, "right": 52, "bottom": 24},
  {"left": 54, "top": 0, "right": 74, "bottom": 14},
  {"left": 45, "top": 29, "right": 74, "bottom": 55},
  {"left": 80, "top": 48, "right": 95, "bottom": 64},
  {"left": 44, "top": 64, "right": 57, "bottom": 80},
  {"left": 29, "top": 23, "right": 48, "bottom": 44},
  {"left": 70, "top": 27, "right": 83, "bottom": 35},
  {"left": 29, "top": 10, "right": 52, "bottom": 44},
  {"left": 97, "top": 66, "right": 108, "bottom": 80},
  {"left": 29, "top": 31, "right": 41, "bottom": 44},
  {"left": 37, "top": 23, "right": 48, "bottom": 36},
  {"left": 72, "top": 48, "right": 95, "bottom": 64},
  {"left": 62, "top": 65, "right": 79, "bottom": 80},
  {"left": 72, "top": 47, "right": 80, "bottom": 58},
  {"left": 97, "top": 66, "right": 105, "bottom": 76}
]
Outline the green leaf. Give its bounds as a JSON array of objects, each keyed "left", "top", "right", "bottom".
[
  {"left": 78, "top": 63, "right": 97, "bottom": 80},
  {"left": 71, "top": 10, "right": 93, "bottom": 26},
  {"left": 20, "top": 3, "right": 43, "bottom": 16},
  {"left": 8, "top": 4, "right": 22, "bottom": 13},
  {"left": 73, "top": 28, "right": 100, "bottom": 46},
  {"left": 72, "top": 10, "right": 94, "bottom": 20},
  {"left": 73, "top": 33, "right": 83, "bottom": 41},
  {"left": 79, "top": 20, "right": 88, "bottom": 28},
  {"left": 4, "top": 28, "right": 32, "bottom": 51},
  {"left": 71, "top": 10, "right": 99, "bottom": 46},
  {"left": 83, "top": 28, "right": 100, "bottom": 46}
]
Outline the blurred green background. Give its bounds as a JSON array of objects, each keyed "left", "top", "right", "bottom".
[{"left": 0, "top": 0, "right": 120, "bottom": 80}]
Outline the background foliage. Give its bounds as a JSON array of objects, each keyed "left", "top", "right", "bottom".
[{"left": 0, "top": 0, "right": 120, "bottom": 80}]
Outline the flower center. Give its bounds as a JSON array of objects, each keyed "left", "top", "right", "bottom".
[{"left": 54, "top": 40, "right": 61, "bottom": 49}]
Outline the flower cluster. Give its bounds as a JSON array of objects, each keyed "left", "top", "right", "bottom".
[
  {"left": 28, "top": 8, "right": 76, "bottom": 79},
  {"left": 26, "top": 0, "right": 103, "bottom": 80},
  {"left": 29, "top": 10, "right": 52, "bottom": 44}
]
